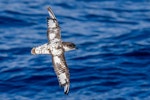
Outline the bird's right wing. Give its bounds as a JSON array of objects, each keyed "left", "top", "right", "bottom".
[{"left": 52, "top": 54, "right": 70, "bottom": 94}]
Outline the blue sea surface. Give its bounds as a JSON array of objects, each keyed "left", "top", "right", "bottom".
[{"left": 0, "top": 0, "right": 150, "bottom": 100}]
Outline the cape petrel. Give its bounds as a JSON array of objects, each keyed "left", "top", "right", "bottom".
[{"left": 31, "top": 7, "right": 76, "bottom": 94}]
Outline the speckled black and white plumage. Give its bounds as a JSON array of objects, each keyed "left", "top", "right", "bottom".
[
  {"left": 47, "top": 7, "right": 70, "bottom": 94},
  {"left": 31, "top": 7, "right": 76, "bottom": 94}
]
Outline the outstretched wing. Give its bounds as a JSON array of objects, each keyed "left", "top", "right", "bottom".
[
  {"left": 31, "top": 43, "right": 51, "bottom": 54},
  {"left": 52, "top": 54, "right": 70, "bottom": 94},
  {"left": 47, "top": 7, "right": 61, "bottom": 42}
]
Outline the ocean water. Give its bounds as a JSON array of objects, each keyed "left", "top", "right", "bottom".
[{"left": 0, "top": 0, "right": 150, "bottom": 100}]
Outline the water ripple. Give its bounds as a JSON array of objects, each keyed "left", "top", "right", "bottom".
[{"left": 0, "top": 0, "right": 150, "bottom": 100}]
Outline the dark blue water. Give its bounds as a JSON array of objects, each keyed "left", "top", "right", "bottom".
[{"left": 0, "top": 0, "right": 150, "bottom": 100}]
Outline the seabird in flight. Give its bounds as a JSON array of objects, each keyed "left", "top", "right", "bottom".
[{"left": 31, "top": 7, "right": 76, "bottom": 94}]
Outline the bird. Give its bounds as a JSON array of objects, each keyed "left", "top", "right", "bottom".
[{"left": 31, "top": 7, "right": 76, "bottom": 94}]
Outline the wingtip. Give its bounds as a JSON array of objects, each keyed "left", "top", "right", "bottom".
[
  {"left": 47, "top": 7, "right": 51, "bottom": 12},
  {"left": 64, "top": 83, "right": 70, "bottom": 95},
  {"left": 31, "top": 48, "right": 36, "bottom": 54},
  {"left": 47, "top": 6, "right": 56, "bottom": 19}
]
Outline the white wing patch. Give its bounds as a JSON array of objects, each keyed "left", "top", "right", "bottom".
[
  {"left": 48, "top": 19, "right": 56, "bottom": 28},
  {"left": 53, "top": 56, "right": 61, "bottom": 63},
  {"left": 58, "top": 73, "right": 67, "bottom": 85},
  {"left": 49, "top": 33, "right": 56, "bottom": 40}
]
